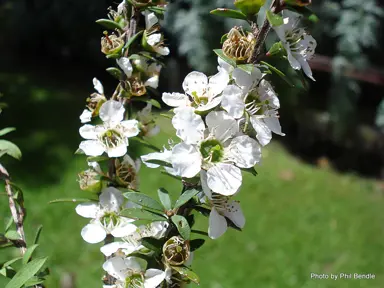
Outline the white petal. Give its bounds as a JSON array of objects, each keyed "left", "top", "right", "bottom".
[
  {"left": 206, "top": 111, "right": 238, "bottom": 142},
  {"left": 75, "top": 203, "right": 99, "bottom": 218},
  {"left": 233, "top": 68, "right": 253, "bottom": 93},
  {"left": 217, "top": 57, "right": 234, "bottom": 74},
  {"left": 79, "top": 124, "right": 98, "bottom": 140},
  {"left": 226, "top": 135, "right": 261, "bottom": 168},
  {"left": 250, "top": 117, "right": 272, "bottom": 146},
  {"left": 207, "top": 163, "right": 242, "bottom": 196},
  {"left": 81, "top": 223, "right": 106, "bottom": 244},
  {"left": 100, "top": 242, "right": 138, "bottom": 257},
  {"left": 144, "top": 11, "right": 158, "bottom": 30},
  {"left": 99, "top": 100, "right": 125, "bottom": 123},
  {"left": 80, "top": 109, "right": 92, "bottom": 123},
  {"left": 93, "top": 78, "right": 104, "bottom": 95},
  {"left": 100, "top": 187, "right": 124, "bottom": 212},
  {"left": 149, "top": 221, "right": 169, "bottom": 239},
  {"left": 162, "top": 93, "right": 190, "bottom": 108},
  {"left": 221, "top": 85, "right": 245, "bottom": 119},
  {"left": 141, "top": 149, "right": 172, "bottom": 168},
  {"left": 102, "top": 257, "right": 128, "bottom": 281},
  {"left": 79, "top": 140, "right": 105, "bottom": 156},
  {"left": 208, "top": 68, "right": 229, "bottom": 97},
  {"left": 258, "top": 80, "right": 280, "bottom": 109},
  {"left": 200, "top": 170, "right": 212, "bottom": 199},
  {"left": 154, "top": 46, "right": 170, "bottom": 56},
  {"left": 147, "top": 33, "right": 161, "bottom": 46},
  {"left": 144, "top": 269, "right": 166, "bottom": 288},
  {"left": 117, "top": 57, "right": 133, "bottom": 78},
  {"left": 223, "top": 200, "right": 245, "bottom": 229},
  {"left": 111, "top": 220, "right": 137, "bottom": 238},
  {"left": 264, "top": 116, "right": 285, "bottom": 136},
  {"left": 195, "top": 96, "right": 222, "bottom": 112},
  {"left": 182, "top": 71, "right": 208, "bottom": 96},
  {"left": 120, "top": 120, "right": 140, "bottom": 137},
  {"left": 172, "top": 107, "right": 204, "bottom": 144},
  {"left": 171, "top": 143, "right": 202, "bottom": 178},
  {"left": 287, "top": 49, "right": 301, "bottom": 70},
  {"left": 208, "top": 208, "right": 227, "bottom": 239},
  {"left": 298, "top": 57, "right": 315, "bottom": 81},
  {"left": 106, "top": 144, "right": 127, "bottom": 158},
  {"left": 124, "top": 256, "right": 145, "bottom": 272},
  {"left": 145, "top": 76, "right": 159, "bottom": 89}
]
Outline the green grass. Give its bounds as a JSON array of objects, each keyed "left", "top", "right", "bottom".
[{"left": 1, "top": 118, "right": 384, "bottom": 288}]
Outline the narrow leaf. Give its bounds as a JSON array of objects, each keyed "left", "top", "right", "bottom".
[
  {"left": 210, "top": 8, "right": 248, "bottom": 20},
  {"left": 1, "top": 257, "right": 22, "bottom": 269},
  {"left": 124, "top": 30, "right": 144, "bottom": 50},
  {"left": 191, "top": 230, "right": 209, "bottom": 237},
  {"left": 23, "top": 244, "right": 39, "bottom": 264},
  {"left": 190, "top": 239, "right": 205, "bottom": 252},
  {"left": 174, "top": 189, "right": 199, "bottom": 209},
  {"left": 5, "top": 257, "right": 47, "bottom": 288},
  {"left": 96, "top": 19, "right": 123, "bottom": 30},
  {"left": 23, "top": 277, "right": 45, "bottom": 286},
  {"left": 49, "top": 198, "right": 96, "bottom": 204},
  {"left": 172, "top": 266, "right": 200, "bottom": 285},
  {"left": 213, "top": 49, "right": 237, "bottom": 68},
  {"left": 141, "top": 237, "right": 164, "bottom": 253},
  {"left": 148, "top": 99, "right": 161, "bottom": 109},
  {"left": 193, "top": 206, "right": 211, "bottom": 217},
  {"left": 0, "top": 140, "right": 22, "bottom": 160},
  {"left": 129, "top": 137, "right": 161, "bottom": 152},
  {"left": 106, "top": 67, "right": 123, "bottom": 80},
  {"left": 5, "top": 231, "right": 20, "bottom": 241},
  {"left": 123, "top": 192, "right": 164, "bottom": 212},
  {"left": 0, "top": 127, "right": 16, "bottom": 137},
  {"left": 120, "top": 208, "right": 167, "bottom": 221},
  {"left": 171, "top": 215, "right": 191, "bottom": 240},
  {"left": 157, "top": 188, "right": 172, "bottom": 211},
  {"left": 86, "top": 156, "right": 109, "bottom": 163},
  {"left": 242, "top": 167, "right": 258, "bottom": 176},
  {"left": 260, "top": 61, "right": 295, "bottom": 87},
  {"left": 33, "top": 225, "right": 43, "bottom": 245},
  {"left": 237, "top": 64, "right": 255, "bottom": 74}
]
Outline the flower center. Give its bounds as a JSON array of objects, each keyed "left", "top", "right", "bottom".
[
  {"left": 100, "top": 129, "right": 124, "bottom": 149},
  {"left": 191, "top": 91, "right": 208, "bottom": 106},
  {"left": 125, "top": 274, "right": 144, "bottom": 288},
  {"left": 101, "top": 212, "right": 119, "bottom": 227},
  {"left": 200, "top": 139, "right": 223, "bottom": 163}
]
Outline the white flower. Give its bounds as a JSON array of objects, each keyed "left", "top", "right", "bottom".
[
  {"left": 137, "top": 103, "right": 160, "bottom": 138},
  {"left": 75, "top": 187, "right": 137, "bottom": 244},
  {"left": 103, "top": 256, "right": 166, "bottom": 288},
  {"left": 222, "top": 79, "right": 284, "bottom": 146},
  {"left": 143, "top": 12, "right": 170, "bottom": 56},
  {"left": 172, "top": 111, "right": 261, "bottom": 195},
  {"left": 117, "top": 57, "right": 133, "bottom": 78},
  {"left": 140, "top": 146, "right": 177, "bottom": 176},
  {"left": 144, "top": 63, "right": 162, "bottom": 89},
  {"left": 162, "top": 69, "right": 229, "bottom": 112},
  {"left": 201, "top": 171, "right": 245, "bottom": 239},
  {"left": 79, "top": 109, "right": 92, "bottom": 124},
  {"left": 79, "top": 100, "right": 139, "bottom": 157},
  {"left": 93, "top": 77, "right": 104, "bottom": 95},
  {"left": 273, "top": 11, "right": 317, "bottom": 81}
]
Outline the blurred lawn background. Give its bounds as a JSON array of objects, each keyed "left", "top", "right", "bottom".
[{"left": 1, "top": 0, "right": 384, "bottom": 287}]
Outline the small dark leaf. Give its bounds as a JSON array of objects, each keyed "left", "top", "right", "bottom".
[
  {"left": 286, "top": 5, "right": 319, "bottom": 23},
  {"left": 174, "top": 189, "right": 199, "bottom": 209},
  {"left": 171, "top": 215, "right": 191, "bottom": 240},
  {"left": 191, "top": 230, "right": 209, "bottom": 237},
  {"left": 186, "top": 214, "right": 195, "bottom": 227},
  {"left": 190, "top": 239, "right": 205, "bottom": 252},
  {"left": 242, "top": 167, "right": 258, "bottom": 176},
  {"left": 193, "top": 206, "right": 211, "bottom": 217},
  {"left": 260, "top": 61, "right": 295, "bottom": 87},
  {"left": 157, "top": 188, "right": 172, "bottom": 211},
  {"left": 124, "top": 30, "right": 144, "bottom": 50},
  {"left": 129, "top": 137, "right": 161, "bottom": 152},
  {"left": 123, "top": 192, "right": 164, "bottom": 212},
  {"left": 86, "top": 156, "right": 109, "bottom": 163},
  {"left": 120, "top": 208, "right": 167, "bottom": 221},
  {"left": 210, "top": 8, "right": 248, "bottom": 20},
  {"left": 106, "top": 67, "right": 123, "bottom": 80},
  {"left": 141, "top": 237, "right": 164, "bottom": 254},
  {"left": 96, "top": 19, "right": 123, "bottom": 30},
  {"left": 145, "top": 159, "right": 172, "bottom": 168},
  {"left": 172, "top": 266, "right": 200, "bottom": 285}
]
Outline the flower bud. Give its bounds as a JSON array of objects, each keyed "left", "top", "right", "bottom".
[
  {"left": 234, "top": 0, "right": 266, "bottom": 15},
  {"left": 163, "top": 236, "right": 190, "bottom": 266},
  {"left": 78, "top": 169, "right": 102, "bottom": 193},
  {"left": 101, "top": 33, "right": 124, "bottom": 55},
  {"left": 222, "top": 28, "right": 256, "bottom": 62}
]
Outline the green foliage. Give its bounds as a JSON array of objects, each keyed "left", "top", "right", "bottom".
[
  {"left": 174, "top": 189, "right": 199, "bottom": 209},
  {"left": 5, "top": 257, "right": 47, "bottom": 288},
  {"left": 171, "top": 215, "right": 191, "bottom": 240},
  {"left": 210, "top": 8, "right": 248, "bottom": 20},
  {"left": 119, "top": 208, "right": 167, "bottom": 221},
  {"left": 124, "top": 192, "right": 164, "bottom": 212}
]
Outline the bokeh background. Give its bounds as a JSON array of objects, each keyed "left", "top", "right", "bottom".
[{"left": 1, "top": 0, "right": 384, "bottom": 287}]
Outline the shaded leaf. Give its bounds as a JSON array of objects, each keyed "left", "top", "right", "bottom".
[
  {"left": 86, "top": 156, "right": 109, "bottom": 163},
  {"left": 286, "top": 5, "right": 319, "bottom": 23},
  {"left": 0, "top": 127, "right": 16, "bottom": 137},
  {"left": 106, "top": 67, "right": 123, "bottom": 80},
  {"left": 141, "top": 237, "right": 164, "bottom": 253},
  {"left": 1, "top": 257, "right": 22, "bottom": 269},
  {"left": 237, "top": 64, "right": 254, "bottom": 74},
  {"left": 213, "top": 49, "right": 237, "bottom": 68},
  {"left": 96, "top": 19, "right": 123, "bottom": 30},
  {"left": 123, "top": 192, "right": 164, "bottom": 212},
  {"left": 5, "top": 257, "right": 47, "bottom": 288},
  {"left": 190, "top": 239, "right": 205, "bottom": 252},
  {"left": 0, "top": 140, "right": 22, "bottom": 160},
  {"left": 174, "top": 189, "right": 199, "bottom": 209},
  {"left": 210, "top": 8, "right": 248, "bottom": 20},
  {"left": 266, "top": 10, "right": 284, "bottom": 26},
  {"left": 172, "top": 266, "right": 200, "bottom": 285},
  {"left": 242, "top": 167, "right": 258, "bottom": 176},
  {"left": 171, "top": 215, "right": 191, "bottom": 240},
  {"left": 157, "top": 188, "right": 172, "bottom": 211},
  {"left": 33, "top": 225, "right": 43, "bottom": 245},
  {"left": 120, "top": 208, "right": 167, "bottom": 221},
  {"left": 129, "top": 137, "right": 161, "bottom": 152},
  {"left": 193, "top": 206, "right": 211, "bottom": 217},
  {"left": 124, "top": 31, "right": 144, "bottom": 50},
  {"left": 191, "top": 230, "right": 209, "bottom": 237},
  {"left": 145, "top": 159, "right": 172, "bottom": 168},
  {"left": 260, "top": 61, "right": 295, "bottom": 87},
  {"left": 23, "top": 277, "right": 45, "bottom": 287}
]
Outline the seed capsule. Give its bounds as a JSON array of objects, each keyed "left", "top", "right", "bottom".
[
  {"left": 222, "top": 28, "right": 256, "bottom": 62},
  {"left": 163, "top": 236, "right": 190, "bottom": 266}
]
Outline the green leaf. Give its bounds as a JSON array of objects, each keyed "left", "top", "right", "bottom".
[
  {"left": 141, "top": 237, "right": 164, "bottom": 253},
  {"left": 0, "top": 140, "right": 22, "bottom": 160},
  {"left": 172, "top": 266, "right": 200, "bottom": 285},
  {"left": 190, "top": 239, "right": 205, "bottom": 252},
  {"left": 234, "top": 0, "right": 266, "bottom": 15},
  {"left": 157, "top": 188, "right": 172, "bottom": 211},
  {"left": 1, "top": 257, "right": 22, "bottom": 269},
  {"left": 124, "top": 30, "right": 144, "bottom": 50},
  {"left": 86, "top": 156, "right": 110, "bottom": 163},
  {"left": 174, "top": 189, "right": 199, "bottom": 209},
  {"left": 171, "top": 215, "right": 191, "bottom": 240},
  {"left": 193, "top": 206, "right": 211, "bottom": 217},
  {"left": 266, "top": 10, "right": 284, "bottom": 27},
  {"left": 237, "top": 64, "right": 255, "bottom": 74},
  {"left": 23, "top": 244, "right": 39, "bottom": 264},
  {"left": 144, "top": 159, "right": 172, "bottom": 168},
  {"left": 267, "top": 42, "right": 285, "bottom": 56},
  {"left": 5, "top": 257, "right": 47, "bottom": 288},
  {"left": 0, "top": 127, "right": 16, "bottom": 137},
  {"left": 147, "top": 6, "right": 166, "bottom": 14},
  {"left": 123, "top": 192, "right": 164, "bottom": 212},
  {"left": 120, "top": 208, "right": 167, "bottom": 221},
  {"left": 0, "top": 266, "right": 16, "bottom": 279},
  {"left": 23, "top": 277, "right": 45, "bottom": 286},
  {"left": 191, "top": 229, "right": 209, "bottom": 237},
  {"left": 33, "top": 225, "right": 43, "bottom": 245},
  {"left": 213, "top": 49, "right": 236, "bottom": 68},
  {"left": 49, "top": 198, "right": 96, "bottom": 204},
  {"left": 96, "top": 19, "right": 123, "bottom": 30},
  {"left": 260, "top": 61, "right": 295, "bottom": 87},
  {"left": 5, "top": 217, "right": 14, "bottom": 232},
  {"left": 5, "top": 231, "right": 20, "bottom": 241},
  {"left": 242, "top": 166, "right": 258, "bottom": 176},
  {"left": 220, "top": 33, "right": 228, "bottom": 44},
  {"left": 106, "top": 67, "right": 123, "bottom": 80},
  {"left": 148, "top": 99, "right": 161, "bottom": 109},
  {"left": 210, "top": 8, "right": 248, "bottom": 20},
  {"left": 160, "top": 113, "right": 173, "bottom": 120},
  {"left": 106, "top": 54, "right": 120, "bottom": 59}
]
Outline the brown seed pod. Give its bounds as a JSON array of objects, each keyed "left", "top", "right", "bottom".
[
  {"left": 163, "top": 236, "right": 190, "bottom": 266},
  {"left": 222, "top": 28, "right": 256, "bottom": 62}
]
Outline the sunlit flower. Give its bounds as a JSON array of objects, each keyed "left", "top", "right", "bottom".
[
  {"left": 143, "top": 12, "right": 170, "bottom": 56},
  {"left": 79, "top": 100, "right": 139, "bottom": 157}
]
